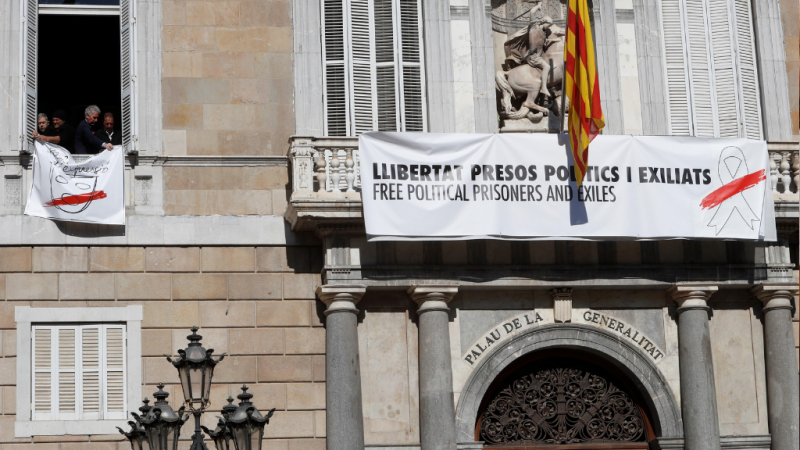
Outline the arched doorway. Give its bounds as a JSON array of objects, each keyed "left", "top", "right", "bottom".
[
  {"left": 475, "top": 353, "right": 655, "bottom": 448},
  {"left": 454, "top": 324, "right": 682, "bottom": 444}
]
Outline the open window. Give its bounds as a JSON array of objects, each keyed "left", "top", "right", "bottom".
[
  {"left": 20, "top": 0, "right": 137, "bottom": 152},
  {"left": 321, "top": 0, "right": 427, "bottom": 136}
]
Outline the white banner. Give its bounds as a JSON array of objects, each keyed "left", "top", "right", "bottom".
[
  {"left": 24, "top": 142, "right": 125, "bottom": 225},
  {"left": 359, "top": 133, "right": 776, "bottom": 241}
]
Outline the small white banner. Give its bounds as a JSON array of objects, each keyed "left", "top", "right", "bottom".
[
  {"left": 24, "top": 142, "right": 125, "bottom": 225},
  {"left": 359, "top": 133, "right": 776, "bottom": 241}
]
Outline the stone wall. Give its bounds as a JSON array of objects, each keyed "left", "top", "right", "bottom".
[
  {"left": 0, "top": 246, "right": 326, "bottom": 450},
  {"left": 779, "top": 0, "right": 799, "bottom": 138},
  {"left": 163, "top": 166, "right": 289, "bottom": 215},
  {"left": 161, "top": 0, "right": 294, "bottom": 157}
]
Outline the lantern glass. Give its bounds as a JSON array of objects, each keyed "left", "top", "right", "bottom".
[
  {"left": 178, "top": 367, "right": 191, "bottom": 405},
  {"left": 189, "top": 366, "right": 203, "bottom": 403},
  {"left": 249, "top": 423, "right": 262, "bottom": 450}
]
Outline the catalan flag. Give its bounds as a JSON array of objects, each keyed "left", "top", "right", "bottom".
[{"left": 564, "top": 0, "right": 605, "bottom": 187}]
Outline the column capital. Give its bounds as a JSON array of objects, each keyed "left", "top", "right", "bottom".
[
  {"left": 316, "top": 284, "right": 367, "bottom": 316},
  {"left": 668, "top": 285, "right": 718, "bottom": 312},
  {"left": 751, "top": 283, "right": 798, "bottom": 312},
  {"left": 408, "top": 285, "right": 459, "bottom": 313}
]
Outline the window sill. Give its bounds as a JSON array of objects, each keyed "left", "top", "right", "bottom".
[{"left": 15, "top": 420, "right": 130, "bottom": 437}]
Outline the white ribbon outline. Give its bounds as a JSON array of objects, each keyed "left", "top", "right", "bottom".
[{"left": 706, "top": 146, "right": 761, "bottom": 235}]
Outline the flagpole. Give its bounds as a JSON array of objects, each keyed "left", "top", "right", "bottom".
[{"left": 559, "top": 68, "right": 566, "bottom": 133}]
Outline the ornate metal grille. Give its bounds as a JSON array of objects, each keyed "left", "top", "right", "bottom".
[{"left": 479, "top": 367, "right": 645, "bottom": 445}]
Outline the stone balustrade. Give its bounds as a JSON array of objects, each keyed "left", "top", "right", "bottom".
[
  {"left": 288, "top": 136, "right": 361, "bottom": 195},
  {"left": 768, "top": 142, "right": 799, "bottom": 198}
]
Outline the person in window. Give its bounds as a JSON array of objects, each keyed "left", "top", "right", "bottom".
[
  {"left": 74, "top": 105, "right": 113, "bottom": 154},
  {"left": 95, "top": 112, "right": 122, "bottom": 146},
  {"left": 36, "top": 113, "right": 51, "bottom": 134},
  {"left": 32, "top": 109, "right": 75, "bottom": 153}
]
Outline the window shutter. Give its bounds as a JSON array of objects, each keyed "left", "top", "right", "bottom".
[
  {"left": 81, "top": 326, "right": 102, "bottom": 419},
  {"left": 322, "top": 0, "right": 349, "bottom": 136},
  {"left": 321, "top": 0, "right": 425, "bottom": 135},
  {"left": 660, "top": 0, "right": 692, "bottom": 136},
  {"left": 375, "top": 0, "right": 399, "bottom": 132},
  {"left": 730, "top": 0, "right": 762, "bottom": 139},
  {"left": 103, "top": 326, "right": 126, "bottom": 419},
  {"left": 57, "top": 328, "right": 78, "bottom": 419},
  {"left": 684, "top": 0, "right": 716, "bottom": 137},
  {"left": 396, "top": 0, "right": 425, "bottom": 132},
  {"left": 20, "top": 0, "right": 38, "bottom": 150},
  {"left": 32, "top": 327, "right": 53, "bottom": 420},
  {"left": 120, "top": 0, "right": 137, "bottom": 150},
  {"left": 707, "top": 0, "right": 740, "bottom": 137},
  {"left": 347, "top": 0, "right": 378, "bottom": 134}
]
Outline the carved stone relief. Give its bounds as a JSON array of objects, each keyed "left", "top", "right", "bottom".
[{"left": 493, "top": 0, "right": 568, "bottom": 133}]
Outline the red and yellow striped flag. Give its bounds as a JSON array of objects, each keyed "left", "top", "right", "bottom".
[{"left": 564, "top": 0, "right": 605, "bottom": 187}]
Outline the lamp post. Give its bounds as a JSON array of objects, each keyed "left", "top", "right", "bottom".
[
  {"left": 166, "top": 326, "right": 225, "bottom": 450},
  {"left": 119, "top": 327, "right": 274, "bottom": 450}
]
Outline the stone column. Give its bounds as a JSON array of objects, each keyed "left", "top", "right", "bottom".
[
  {"left": 317, "top": 284, "right": 367, "bottom": 450},
  {"left": 752, "top": 284, "right": 799, "bottom": 450},
  {"left": 409, "top": 285, "right": 459, "bottom": 450},
  {"left": 668, "top": 285, "right": 721, "bottom": 450}
]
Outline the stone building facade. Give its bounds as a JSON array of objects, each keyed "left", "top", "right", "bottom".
[{"left": 0, "top": 1, "right": 797, "bottom": 450}]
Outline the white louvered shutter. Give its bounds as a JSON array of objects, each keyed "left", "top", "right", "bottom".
[
  {"left": 321, "top": 0, "right": 426, "bottom": 135},
  {"left": 57, "top": 328, "right": 79, "bottom": 419},
  {"left": 661, "top": 0, "right": 762, "bottom": 138},
  {"left": 708, "top": 0, "right": 740, "bottom": 137},
  {"left": 375, "top": 0, "right": 399, "bottom": 131},
  {"left": 347, "top": 0, "right": 378, "bottom": 134},
  {"left": 684, "top": 0, "right": 716, "bottom": 137},
  {"left": 103, "top": 325, "right": 127, "bottom": 419},
  {"left": 660, "top": 0, "right": 691, "bottom": 136},
  {"left": 322, "top": 0, "right": 350, "bottom": 136},
  {"left": 731, "top": 0, "right": 762, "bottom": 139},
  {"left": 20, "top": 0, "right": 37, "bottom": 150},
  {"left": 397, "top": 0, "right": 425, "bottom": 132},
  {"left": 120, "top": 0, "right": 137, "bottom": 151},
  {"left": 81, "top": 326, "right": 102, "bottom": 419},
  {"left": 31, "top": 324, "right": 126, "bottom": 421},
  {"left": 32, "top": 327, "right": 53, "bottom": 420}
]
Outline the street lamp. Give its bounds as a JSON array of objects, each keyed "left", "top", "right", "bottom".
[
  {"left": 121, "top": 384, "right": 189, "bottom": 450},
  {"left": 119, "top": 326, "right": 275, "bottom": 450},
  {"left": 165, "top": 326, "right": 225, "bottom": 450},
  {"left": 168, "top": 326, "right": 225, "bottom": 411},
  {"left": 226, "top": 386, "right": 276, "bottom": 450}
]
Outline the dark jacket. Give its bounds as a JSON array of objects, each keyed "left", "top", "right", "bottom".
[
  {"left": 44, "top": 123, "right": 75, "bottom": 153},
  {"left": 95, "top": 127, "right": 122, "bottom": 146},
  {"left": 74, "top": 119, "right": 106, "bottom": 154}
]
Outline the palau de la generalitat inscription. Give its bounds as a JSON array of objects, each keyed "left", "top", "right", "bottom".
[{"left": 461, "top": 310, "right": 665, "bottom": 366}]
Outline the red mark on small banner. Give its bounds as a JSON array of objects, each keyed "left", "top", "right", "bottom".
[
  {"left": 699, "top": 170, "right": 766, "bottom": 210},
  {"left": 44, "top": 191, "right": 107, "bottom": 207}
]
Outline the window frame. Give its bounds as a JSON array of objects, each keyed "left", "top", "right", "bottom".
[
  {"left": 14, "top": 306, "right": 142, "bottom": 437},
  {"left": 320, "top": 0, "right": 427, "bottom": 136},
  {"left": 18, "top": 0, "right": 138, "bottom": 152}
]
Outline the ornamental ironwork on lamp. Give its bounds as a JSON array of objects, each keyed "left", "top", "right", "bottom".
[
  {"left": 167, "top": 326, "right": 226, "bottom": 411},
  {"left": 226, "top": 385, "right": 276, "bottom": 450}
]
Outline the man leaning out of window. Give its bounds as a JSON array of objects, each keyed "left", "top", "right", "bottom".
[
  {"left": 95, "top": 112, "right": 122, "bottom": 146},
  {"left": 75, "top": 105, "right": 114, "bottom": 154},
  {"left": 32, "top": 109, "right": 75, "bottom": 153}
]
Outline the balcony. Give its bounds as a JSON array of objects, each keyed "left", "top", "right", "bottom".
[{"left": 285, "top": 136, "right": 799, "bottom": 232}]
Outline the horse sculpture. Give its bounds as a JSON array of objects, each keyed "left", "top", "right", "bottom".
[{"left": 496, "top": 20, "right": 566, "bottom": 124}]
